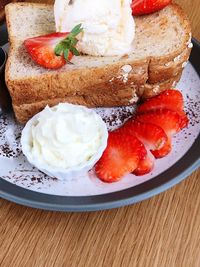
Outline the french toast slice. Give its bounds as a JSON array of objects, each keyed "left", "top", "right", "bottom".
[{"left": 5, "top": 3, "right": 192, "bottom": 123}]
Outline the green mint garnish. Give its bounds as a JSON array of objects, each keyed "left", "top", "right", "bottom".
[{"left": 54, "top": 23, "right": 83, "bottom": 61}]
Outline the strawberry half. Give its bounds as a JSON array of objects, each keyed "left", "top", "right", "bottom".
[
  {"left": 24, "top": 24, "right": 83, "bottom": 69},
  {"left": 95, "top": 131, "right": 146, "bottom": 183},
  {"left": 137, "top": 89, "right": 189, "bottom": 129},
  {"left": 132, "top": 0, "right": 172, "bottom": 16},
  {"left": 136, "top": 109, "right": 183, "bottom": 158}
]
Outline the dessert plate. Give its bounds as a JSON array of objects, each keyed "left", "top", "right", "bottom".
[{"left": 0, "top": 24, "right": 200, "bottom": 211}]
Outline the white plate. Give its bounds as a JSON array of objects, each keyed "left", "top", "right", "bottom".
[{"left": 0, "top": 62, "right": 200, "bottom": 197}]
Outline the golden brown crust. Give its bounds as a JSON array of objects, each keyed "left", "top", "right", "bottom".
[
  {"left": 6, "top": 58, "right": 149, "bottom": 105},
  {"left": 6, "top": 44, "right": 189, "bottom": 106},
  {"left": 146, "top": 3, "right": 192, "bottom": 83},
  {"left": 148, "top": 46, "right": 191, "bottom": 83},
  {"left": 168, "top": 3, "right": 192, "bottom": 54},
  {"left": 13, "top": 95, "right": 132, "bottom": 124},
  {"left": 13, "top": 74, "right": 182, "bottom": 124},
  {"left": 142, "top": 73, "right": 182, "bottom": 99}
]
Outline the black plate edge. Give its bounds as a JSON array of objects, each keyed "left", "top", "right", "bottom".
[
  {"left": 0, "top": 28, "right": 199, "bottom": 212},
  {"left": 1, "top": 150, "right": 199, "bottom": 212}
]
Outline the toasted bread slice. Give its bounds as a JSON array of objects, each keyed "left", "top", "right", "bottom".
[
  {"left": 13, "top": 74, "right": 182, "bottom": 124},
  {"left": 5, "top": 2, "right": 192, "bottom": 123}
]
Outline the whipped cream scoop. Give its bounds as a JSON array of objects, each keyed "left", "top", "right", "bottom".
[
  {"left": 21, "top": 104, "right": 108, "bottom": 180},
  {"left": 54, "top": 0, "right": 135, "bottom": 57}
]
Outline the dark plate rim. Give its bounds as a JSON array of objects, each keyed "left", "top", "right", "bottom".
[{"left": 0, "top": 23, "right": 200, "bottom": 212}]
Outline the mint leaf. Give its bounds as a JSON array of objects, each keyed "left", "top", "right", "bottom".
[
  {"left": 54, "top": 24, "right": 83, "bottom": 62},
  {"left": 64, "top": 49, "right": 69, "bottom": 60},
  {"left": 70, "top": 47, "right": 80, "bottom": 56},
  {"left": 71, "top": 23, "right": 83, "bottom": 36},
  {"left": 54, "top": 44, "right": 64, "bottom": 56}
]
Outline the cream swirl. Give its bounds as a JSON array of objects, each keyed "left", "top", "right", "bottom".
[{"left": 27, "top": 104, "right": 107, "bottom": 170}]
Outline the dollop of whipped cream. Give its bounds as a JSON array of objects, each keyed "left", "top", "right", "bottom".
[
  {"left": 54, "top": 0, "right": 135, "bottom": 57},
  {"left": 28, "top": 104, "right": 106, "bottom": 169}
]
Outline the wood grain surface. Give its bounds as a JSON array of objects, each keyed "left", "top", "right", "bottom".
[{"left": 0, "top": 1, "right": 200, "bottom": 267}]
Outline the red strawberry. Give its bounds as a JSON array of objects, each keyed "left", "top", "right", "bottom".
[
  {"left": 121, "top": 120, "right": 167, "bottom": 152},
  {"left": 132, "top": 0, "right": 172, "bottom": 16},
  {"left": 133, "top": 151, "right": 154, "bottom": 176},
  {"left": 136, "top": 109, "right": 183, "bottom": 157},
  {"left": 137, "top": 89, "right": 189, "bottom": 129},
  {"left": 95, "top": 131, "right": 146, "bottom": 183},
  {"left": 137, "top": 109, "right": 183, "bottom": 136},
  {"left": 24, "top": 24, "right": 83, "bottom": 69},
  {"left": 138, "top": 90, "right": 184, "bottom": 113}
]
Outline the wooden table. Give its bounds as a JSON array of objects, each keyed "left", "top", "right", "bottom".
[{"left": 1, "top": 1, "right": 200, "bottom": 266}]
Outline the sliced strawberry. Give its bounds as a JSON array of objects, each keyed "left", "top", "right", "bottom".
[
  {"left": 121, "top": 120, "right": 167, "bottom": 152},
  {"left": 136, "top": 109, "right": 183, "bottom": 158},
  {"left": 133, "top": 151, "right": 154, "bottom": 176},
  {"left": 137, "top": 89, "right": 189, "bottom": 129},
  {"left": 132, "top": 0, "right": 172, "bottom": 16},
  {"left": 24, "top": 24, "right": 83, "bottom": 69},
  {"left": 95, "top": 131, "right": 146, "bottom": 183},
  {"left": 138, "top": 90, "right": 184, "bottom": 113},
  {"left": 136, "top": 109, "right": 183, "bottom": 136}
]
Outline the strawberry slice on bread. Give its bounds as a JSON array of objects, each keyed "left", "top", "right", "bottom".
[{"left": 24, "top": 24, "right": 83, "bottom": 69}]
